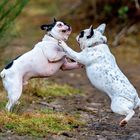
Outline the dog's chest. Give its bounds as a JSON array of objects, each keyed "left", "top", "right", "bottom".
[
  {"left": 85, "top": 46, "right": 111, "bottom": 65},
  {"left": 85, "top": 47, "right": 117, "bottom": 90},
  {"left": 56, "top": 46, "right": 63, "bottom": 51}
]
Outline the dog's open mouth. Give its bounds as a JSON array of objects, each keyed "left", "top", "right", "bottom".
[
  {"left": 62, "top": 27, "right": 71, "bottom": 33},
  {"left": 62, "top": 30, "right": 67, "bottom": 33}
]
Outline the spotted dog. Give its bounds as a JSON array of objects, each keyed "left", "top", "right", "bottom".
[
  {"left": 58, "top": 24, "right": 140, "bottom": 127},
  {"left": 0, "top": 18, "right": 81, "bottom": 111}
]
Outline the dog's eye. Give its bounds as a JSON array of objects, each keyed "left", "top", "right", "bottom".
[
  {"left": 57, "top": 23, "right": 62, "bottom": 27},
  {"left": 79, "top": 31, "right": 84, "bottom": 38}
]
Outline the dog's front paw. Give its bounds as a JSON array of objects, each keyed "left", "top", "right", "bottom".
[{"left": 58, "top": 40, "right": 67, "bottom": 48}]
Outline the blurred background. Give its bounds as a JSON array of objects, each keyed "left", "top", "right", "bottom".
[
  {"left": 0, "top": 0, "right": 140, "bottom": 68},
  {"left": 0, "top": 1, "right": 140, "bottom": 139}
]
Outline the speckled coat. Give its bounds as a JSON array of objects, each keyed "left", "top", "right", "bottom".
[{"left": 58, "top": 24, "right": 140, "bottom": 126}]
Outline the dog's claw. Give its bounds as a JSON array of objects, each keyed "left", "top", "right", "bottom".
[
  {"left": 58, "top": 40, "right": 66, "bottom": 48},
  {"left": 58, "top": 40, "right": 62, "bottom": 45}
]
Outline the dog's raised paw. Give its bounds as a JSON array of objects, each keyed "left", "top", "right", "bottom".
[
  {"left": 58, "top": 40, "right": 66, "bottom": 48},
  {"left": 58, "top": 40, "right": 62, "bottom": 46}
]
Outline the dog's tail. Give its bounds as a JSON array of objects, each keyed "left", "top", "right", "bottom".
[{"left": 0, "top": 69, "right": 6, "bottom": 79}]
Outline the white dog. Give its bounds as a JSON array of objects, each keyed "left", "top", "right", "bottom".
[
  {"left": 58, "top": 24, "right": 140, "bottom": 127},
  {"left": 0, "top": 18, "right": 81, "bottom": 111}
]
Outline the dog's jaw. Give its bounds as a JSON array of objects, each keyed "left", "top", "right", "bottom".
[
  {"left": 61, "top": 27, "right": 72, "bottom": 41},
  {"left": 64, "top": 31, "right": 72, "bottom": 41},
  {"left": 49, "top": 26, "right": 71, "bottom": 41}
]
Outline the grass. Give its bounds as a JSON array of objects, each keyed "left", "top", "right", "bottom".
[
  {"left": 0, "top": 110, "right": 82, "bottom": 137},
  {"left": 0, "top": 100, "right": 6, "bottom": 110},
  {"left": 0, "top": 79, "right": 83, "bottom": 137},
  {"left": 24, "top": 79, "right": 81, "bottom": 98}
]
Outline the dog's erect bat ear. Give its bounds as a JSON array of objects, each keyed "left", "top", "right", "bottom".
[
  {"left": 87, "top": 25, "right": 94, "bottom": 39},
  {"left": 54, "top": 18, "right": 57, "bottom": 23},
  {"left": 89, "top": 25, "right": 93, "bottom": 30},
  {"left": 96, "top": 23, "right": 106, "bottom": 34},
  {"left": 89, "top": 25, "right": 93, "bottom": 34},
  {"left": 40, "top": 24, "right": 53, "bottom": 31}
]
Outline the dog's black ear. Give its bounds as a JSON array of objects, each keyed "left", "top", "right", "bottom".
[
  {"left": 40, "top": 24, "right": 47, "bottom": 30},
  {"left": 87, "top": 25, "right": 94, "bottom": 39},
  {"left": 90, "top": 25, "right": 93, "bottom": 31},
  {"left": 40, "top": 24, "right": 54, "bottom": 31},
  {"left": 41, "top": 19, "right": 57, "bottom": 31},
  {"left": 54, "top": 18, "right": 57, "bottom": 23}
]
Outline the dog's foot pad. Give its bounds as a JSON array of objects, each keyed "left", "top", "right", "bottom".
[{"left": 119, "top": 120, "right": 127, "bottom": 127}]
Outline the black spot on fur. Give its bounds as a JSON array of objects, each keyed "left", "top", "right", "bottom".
[
  {"left": 5, "top": 61, "right": 13, "bottom": 69},
  {"left": 63, "top": 22, "right": 68, "bottom": 26},
  {"left": 40, "top": 22, "right": 56, "bottom": 31},
  {"left": 87, "top": 27, "right": 94, "bottom": 39},
  {"left": 5, "top": 55, "right": 21, "bottom": 70},
  {"left": 79, "top": 31, "right": 84, "bottom": 38},
  {"left": 41, "top": 19, "right": 70, "bottom": 32}
]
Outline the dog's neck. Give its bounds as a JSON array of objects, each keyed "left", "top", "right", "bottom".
[
  {"left": 88, "top": 41, "right": 107, "bottom": 48},
  {"left": 48, "top": 33, "right": 57, "bottom": 40},
  {"left": 42, "top": 34, "right": 59, "bottom": 42}
]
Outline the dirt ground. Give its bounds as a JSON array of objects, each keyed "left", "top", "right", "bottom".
[
  {"left": 46, "top": 63, "right": 140, "bottom": 140},
  {"left": 1, "top": 62, "right": 140, "bottom": 140}
]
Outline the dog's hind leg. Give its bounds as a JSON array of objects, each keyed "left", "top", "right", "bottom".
[
  {"left": 119, "top": 110, "right": 135, "bottom": 127},
  {"left": 111, "top": 97, "right": 135, "bottom": 127},
  {"left": 5, "top": 77, "right": 23, "bottom": 112}
]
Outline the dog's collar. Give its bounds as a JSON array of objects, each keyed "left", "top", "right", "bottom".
[
  {"left": 88, "top": 41, "right": 107, "bottom": 48},
  {"left": 42, "top": 34, "right": 59, "bottom": 43},
  {"left": 48, "top": 33, "right": 61, "bottom": 42},
  {"left": 48, "top": 33, "right": 56, "bottom": 39}
]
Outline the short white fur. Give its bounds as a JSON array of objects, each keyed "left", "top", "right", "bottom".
[
  {"left": 0, "top": 20, "right": 81, "bottom": 111},
  {"left": 58, "top": 24, "right": 140, "bottom": 127}
]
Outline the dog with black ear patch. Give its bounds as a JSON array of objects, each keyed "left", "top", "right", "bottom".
[
  {"left": 58, "top": 24, "right": 140, "bottom": 127},
  {"left": 0, "top": 18, "right": 81, "bottom": 111}
]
